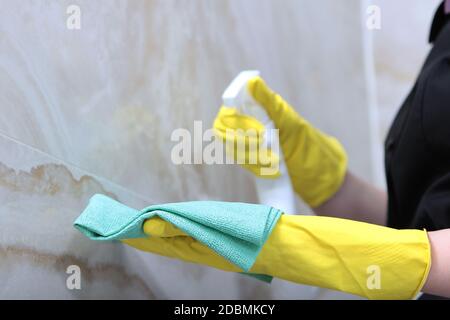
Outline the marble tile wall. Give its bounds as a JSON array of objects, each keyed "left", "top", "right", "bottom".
[
  {"left": 0, "top": 0, "right": 374, "bottom": 299},
  {"left": 373, "top": 0, "right": 441, "bottom": 144}
]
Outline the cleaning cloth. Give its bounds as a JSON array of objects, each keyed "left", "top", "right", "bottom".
[{"left": 74, "top": 194, "right": 282, "bottom": 273}]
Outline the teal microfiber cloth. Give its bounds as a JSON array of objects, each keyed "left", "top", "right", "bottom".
[{"left": 74, "top": 194, "right": 282, "bottom": 282}]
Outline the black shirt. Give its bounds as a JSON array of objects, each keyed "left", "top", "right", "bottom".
[{"left": 385, "top": 3, "right": 450, "bottom": 231}]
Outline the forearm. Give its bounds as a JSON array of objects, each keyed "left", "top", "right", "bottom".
[
  {"left": 252, "top": 214, "right": 430, "bottom": 300},
  {"left": 312, "top": 171, "right": 450, "bottom": 298},
  {"left": 422, "top": 229, "right": 450, "bottom": 298},
  {"left": 313, "top": 171, "right": 388, "bottom": 226}
]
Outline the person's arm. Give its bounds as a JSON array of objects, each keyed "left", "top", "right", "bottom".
[
  {"left": 124, "top": 210, "right": 432, "bottom": 300},
  {"left": 315, "top": 173, "right": 450, "bottom": 298},
  {"left": 313, "top": 171, "right": 388, "bottom": 226},
  {"left": 422, "top": 229, "right": 450, "bottom": 297},
  {"left": 214, "top": 76, "right": 388, "bottom": 225}
]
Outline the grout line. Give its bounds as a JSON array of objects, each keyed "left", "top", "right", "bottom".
[
  {"left": 360, "top": 0, "right": 387, "bottom": 190},
  {"left": 0, "top": 129, "right": 158, "bottom": 205}
]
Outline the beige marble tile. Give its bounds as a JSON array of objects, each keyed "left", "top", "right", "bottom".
[
  {"left": 0, "top": 133, "right": 155, "bottom": 298},
  {"left": 0, "top": 0, "right": 376, "bottom": 202},
  {"left": 0, "top": 133, "right": 327, "bottom": 299},
  {"left": 373, "top": 0, "right": 441, "bottom": 140},
  {"left": 0, "top": 0, "right": 376, "bottom": 299}
]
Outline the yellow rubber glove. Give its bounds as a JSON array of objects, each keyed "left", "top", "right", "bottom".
[
  {"left": 213, "top": 106, "right": 281, "bottom": 178},
  {"left": 123, "top": 215, "right": 431, "bottom": 300},
  {"left": 213, "top": 76, "right": 348, "bottom": 207}
]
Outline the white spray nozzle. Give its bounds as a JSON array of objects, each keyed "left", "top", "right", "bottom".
[
  {"left": 220, "top": 70, "right": 296, "bottom": 214},
  {"left": 222, "top": 70, "right": 270, "bottom": 125},
  {"left": 222, "top": 70, "right": 260, "bottom": 107}
]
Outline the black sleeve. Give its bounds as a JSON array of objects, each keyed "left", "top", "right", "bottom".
[
  {"left": 416, "top": 54, "right": 450, "bottom": 230},
  {"left": 421, "top": 54, "right": 450, "bottom": 160},
  {"left": 413, "top": 171, "right": 450, "bottom": 230}
]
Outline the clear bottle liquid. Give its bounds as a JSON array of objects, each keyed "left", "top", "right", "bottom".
[{"left": 222, "top": 71, "right": 296, "bottom": 214}]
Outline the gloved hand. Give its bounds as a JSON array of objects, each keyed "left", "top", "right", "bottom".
[
  {"left": 213, "top": 76, "right": 348, "bottom": 208},
  {"left": 124, "top": 214, "right": 431, "bottom": 300}
]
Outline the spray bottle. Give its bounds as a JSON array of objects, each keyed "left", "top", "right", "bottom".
[{"left": 222, "top": 70, "right": 296, "bottom": 214}]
